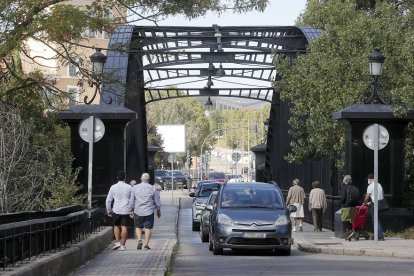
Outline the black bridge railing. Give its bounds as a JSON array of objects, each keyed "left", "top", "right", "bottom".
[{"left": 0, "top": 206, "right": 105, "bottom": 271}]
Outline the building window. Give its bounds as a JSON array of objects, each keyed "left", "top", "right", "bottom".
[
  {"left": 68, "top": 56, "right": 80, "bottom": 77},
  {"left": 68, "top": 87, "right": 79, "bottom": 107}
]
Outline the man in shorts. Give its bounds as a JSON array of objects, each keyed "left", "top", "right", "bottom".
[
  {"left": 106, "top": 170, "right": 132, "bottom": 251},
  {"left": 129, "top": 173, "right": 161, "bottom": 250}
]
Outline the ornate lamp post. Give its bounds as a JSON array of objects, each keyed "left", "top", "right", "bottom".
[
  {"left": 364, "top": 48, "right": 390, "bottom": 104},
  {"left": 84, "top": 48, "right": 110, "bottom": 104}
]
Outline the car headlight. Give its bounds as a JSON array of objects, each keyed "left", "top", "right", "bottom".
[
  {"left": 273, "top": 215, "right": 289, "bottom": 226},
  {"left": 218, "top": 214, "right": 234, "bottom": 227}
]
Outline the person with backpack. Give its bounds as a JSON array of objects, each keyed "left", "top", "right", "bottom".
[
  {"left": 308, "top": 180, "right": 327, "bottom": 232},
  {"left": 340, "top": 175, "right": 360, "bottom": 236}
]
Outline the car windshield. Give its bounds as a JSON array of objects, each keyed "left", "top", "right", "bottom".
[
  {"left": 155, "top": 170, "right": 168, "bottom": 177},
  {"left": 209, "top": 172, "right": 225, "bottom": 179},
  {"left": 220, "top": 184, "right": 283, "bottom": 208},
  {"left": 198, "top": 183, "right": 220, "bottom": 197}
]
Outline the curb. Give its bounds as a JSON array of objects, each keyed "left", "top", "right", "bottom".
[
  {"left": 295, "top": 239, "right": 414, "bottom": 259},
  {"left": 2, "top": 227, "right": 113, "bottom": 276}
]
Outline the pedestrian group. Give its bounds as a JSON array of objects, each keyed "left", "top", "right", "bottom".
[{"left": 106, "top": 171, "right": 161, "bottom": 251}]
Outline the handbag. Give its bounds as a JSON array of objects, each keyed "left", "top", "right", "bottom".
[{"left": 378, "top": 198, "right": 389, "bottom": 212}]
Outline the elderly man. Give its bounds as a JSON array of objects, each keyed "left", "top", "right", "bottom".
[
  {"left": 129, "top": 173, "right": 161, "bottom": 250},
  {"left": 106, "top": 171, "right": 132, "bottom": 251}
]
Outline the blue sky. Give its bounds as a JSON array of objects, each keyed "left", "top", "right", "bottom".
[{"left": 147, "top": 1, "right": 308, "bottom": 26}]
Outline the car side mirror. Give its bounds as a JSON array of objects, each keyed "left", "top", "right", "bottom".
[
  {"left": 205, "top": 204, "right": 213, "bottom": 211},
  {"left": 288, "top": 204, "right": 297, "bottom": 213},
  {"left": 189, "top": 192, "right": 195, "bottom": 197}
]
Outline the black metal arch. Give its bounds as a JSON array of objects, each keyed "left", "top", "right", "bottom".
[{"left": 101, "top": 24, "right": 322, "bottom": 182}]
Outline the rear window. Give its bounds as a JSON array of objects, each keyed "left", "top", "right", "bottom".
[{"left": 209, "top": 172, "right": 225, "bottom": 179}]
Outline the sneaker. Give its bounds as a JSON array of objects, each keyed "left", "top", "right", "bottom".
[
  {"left": 144, "top": 245, "right": 151, "bottom": 250},
  {"left": 120, "top": 245, "right": 126, "bottom": 251},
  {"left": 299, "top": 225, "right": 303, "bottom": 232},
  {"left": 112, "top": 242, "right": 121, "bottom": 250},
  {"left": 137, "top": 240, "right": 143, "bottom": 250},
  {"left": 378, "top": 236, "right": 385, "bottom": 241},
  {"left": 292, "top": 227, "right": 297, "bottom": 232}
]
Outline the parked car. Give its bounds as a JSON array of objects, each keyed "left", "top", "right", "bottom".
[
  {"left": 200, "top": 191, "right": 218, "bottom": 242},
  {"left": 167, "top": 170, "right": 188, "bottom": 189},
  {"left": 192, "top": 179, "right": 217, "bottom": 191},
  {"left": 154, "top": 170, "right": 171, "bottom": 189},
  {"left": 208, "top": 182, "right": 296, "bottom": 256},
  {"left": 189, "top": 182, "right": 221, "bottom": 231},
  {"left": 225, "top": 174, "right": 244, "bottom": 182},
  {"left": 208, "top": 171, "right": 226, "bottom": 182}
]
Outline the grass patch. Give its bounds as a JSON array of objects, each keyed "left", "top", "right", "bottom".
[
  {"left": 385, "top": 227, "right": 414, "bottom": 239},
  {"left": 164, "top": 242, "right": 180, "bottom": 276}
]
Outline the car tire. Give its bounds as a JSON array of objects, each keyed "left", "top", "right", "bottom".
[
  {"left": 212, "top": 240, "right": 223, "bottom": 255},
  {"left": 208, "top": 236, "right": 213, "bottom": 251},
  {"left": 192, "top": 220, "right": 199, "bottom": 231},
  {"left": 276, "top": 246, "right": 291, "bottom": 256},
  {"left": 200, "top": 226, "right": 209, "bottom": 242}
]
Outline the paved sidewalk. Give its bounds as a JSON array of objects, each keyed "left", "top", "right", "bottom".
[
  {"left": 71, "top": 190, "right": 184, "bottom": 276},
  {"left": 293, "top": 223, "right": 414, "bottom": 259}
]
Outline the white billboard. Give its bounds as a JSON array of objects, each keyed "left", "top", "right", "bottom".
[{"left": 156, "top": 125, "right": 186, "bottom": 153}]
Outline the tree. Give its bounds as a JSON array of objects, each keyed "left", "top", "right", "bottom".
[
  {"left": 275, "top": 0, "right": 414, "bottom": 165},
  {"left": 0, "top": 0, "right": 269, "bottom": 107},
  {"left": 146, "top": 96, "right": 212, "bottom": 167}
]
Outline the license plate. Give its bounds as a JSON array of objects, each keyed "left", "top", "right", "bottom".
[{"left": 243, "top": 232, "right": 266, "bottom": 239}]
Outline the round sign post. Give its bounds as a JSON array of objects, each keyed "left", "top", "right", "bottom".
[
  {"left": 167, "top": 153, "right": 177, "bottom": 198},
  {"left": 363, "top": 123, "right": 389, "bottom": 246},
  {"left": 79, "top": 116, "right": 105, "bottom": 212}
]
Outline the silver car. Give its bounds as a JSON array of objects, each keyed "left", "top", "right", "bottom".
[
  {"left": 208, "top": 182, "right": 296, "bottom": 256},
  {"left": 200, "top": 191, "right": 218, "bottom": 242},
  {"left": 189, "top": 182, "right": 221, "bottom": 231}
]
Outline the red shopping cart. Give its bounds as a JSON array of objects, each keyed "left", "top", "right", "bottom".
[{"left": 346, "top": 205, "right": 371, "bottom": 241}]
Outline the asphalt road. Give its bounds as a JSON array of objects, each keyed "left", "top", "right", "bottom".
[{"left": 174, "top": 197, "right": 414, "bottom": 276}]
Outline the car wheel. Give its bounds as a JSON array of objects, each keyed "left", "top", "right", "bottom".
[
  {"left": 200, "top": 226, "right": 209, "bottom": 242},
  {"left": 276, "top": 246, "right": 291, "bottom": 256},
  {"left": 212, "top": 240, "right": 223, "bottom": 255},
  {"left": 208, "top": 235, "right": 213, "bottom": 251},
  {"left": 192, "top": 220, "right": 199, "bottom": 231}
]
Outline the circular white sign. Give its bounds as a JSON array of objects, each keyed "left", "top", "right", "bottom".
[
  {"left": 79, "top": 117, "right": 105, "bottom": 143},
  {"left": 363, "top": 124, "right": 389, "bottom": 150},
  {"left": 167, "top": 153, "right": 177, "bottom": 163}
]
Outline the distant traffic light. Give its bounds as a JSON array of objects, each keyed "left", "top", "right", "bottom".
[{"left": 189, "top": 157, "right": 193, "bottom": 168}]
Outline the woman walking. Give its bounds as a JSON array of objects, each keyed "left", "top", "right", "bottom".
[{"left": 308, "top": 180, "right": 327, "bottom": 232}]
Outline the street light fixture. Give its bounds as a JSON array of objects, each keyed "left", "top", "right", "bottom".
[
  {"left": 85, "top": 48, "right": 112, "bottom": 104},
  {"left": 365, "top": 47, "right": 390, "bottom": 104}
]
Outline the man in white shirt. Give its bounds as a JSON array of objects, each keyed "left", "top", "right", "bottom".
[
  {"left": 129, "top": 173, "right": 161, "bottom": 250},
  {"left": 106, "top": 171, "right": 132, "bottom": 251},
  {"left": 363, "top": 173, "right": 385, "bottom": 240}
]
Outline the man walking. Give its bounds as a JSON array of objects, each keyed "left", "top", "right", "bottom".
[
  {"left": 129, "top": 173, "right": 161, "bottom": 250},
  {"left": 363, "top": 173, "right": 385, "bottom": 241},
  {"left": 106, "top": 170, "right": 132, "bottom": 251}
]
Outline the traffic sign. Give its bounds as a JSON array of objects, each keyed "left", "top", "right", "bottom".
[
  {"left": 79, "top": 117, "right": 105, "bottom": 143},
  {"left": 232, "top": 152, "right": 241, "bottom": 162},
  {"left": 168, "top": 153, "right": 177, "bottom": 163},
  {"left": 363, "top": 124, "right": 389, "bottom": 150}
]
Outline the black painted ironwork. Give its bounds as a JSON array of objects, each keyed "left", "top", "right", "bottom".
[{"left": 0, "top": 206, "right": 105, "bottom": 271}]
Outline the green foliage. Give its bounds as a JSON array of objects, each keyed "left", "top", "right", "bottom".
[
  {"left": 276, "top": 0, "right": 414, "bottom": 167},
  {"left": 146, "top": 96, "right": 212, "bottom": 167}
]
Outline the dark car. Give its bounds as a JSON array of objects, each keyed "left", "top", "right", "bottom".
[
  {"left": 208, "top": 171, "right": 226, "bottom": 182},
  {"left": 208, "top": 182, "right": 296, "bottom": 256},
  {"left": 189, "top": 182, "right": 221, "bottom": 231},
  {"left": 200, "top": 191, "right": 218, "bottom": 242},
  {"left": 154, "top": 170, "right": 171, "bottom": 189},
  {"left": 167, "top": 170, "right": 188, "bottom": 189}
]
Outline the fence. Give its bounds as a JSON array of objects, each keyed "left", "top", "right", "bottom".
[{"left": 0, "top": 206, "right": 105, "bottom": 271}]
